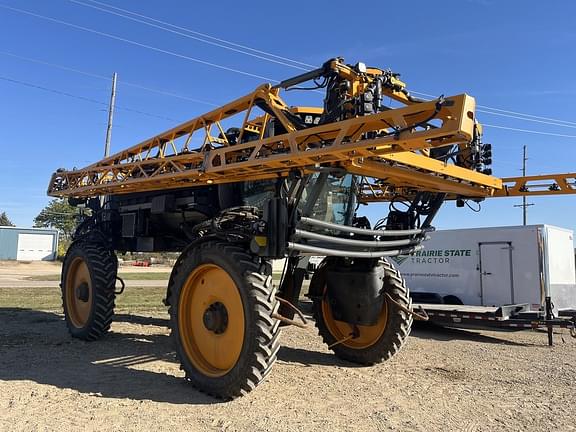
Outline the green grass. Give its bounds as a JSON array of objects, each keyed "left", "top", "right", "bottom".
[
  {"left": 27, "top": 271, "right": 283, "bottom": 282},
  {"left": 3, "top": 272, "right": 287, "bottom": 312},
  {"left": 26, "top": 272, "right": 172, "bottom": 281},
  {"left": 0, "top": 286, "right": 168, "bottom": 312},
  {"left": 0, "top": 286, "right": 64, "bottom": 310}
]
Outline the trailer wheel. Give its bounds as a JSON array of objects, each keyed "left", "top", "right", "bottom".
[
  {"left": 311, "top": 259, "right": 412, "bottom": 365},
  {"left": 61, "top": 241, "right": 117, "bottom": 340},
  {"left": 169, "top": 241, "right": 281, "bottom": 399}
]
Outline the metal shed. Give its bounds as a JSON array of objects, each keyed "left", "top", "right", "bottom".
[{"left": 0, "top": 227, "right": 59, "bottom": 261}]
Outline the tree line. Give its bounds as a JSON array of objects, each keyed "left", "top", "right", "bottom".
[{"left": 1, "top": 199, "right": 78, "bottom": 240}]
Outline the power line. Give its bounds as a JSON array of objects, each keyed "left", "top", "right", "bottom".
[
  {"left": 0, "top": 75, "right": 181, "bottom": 122},
  {"left": 68, "top": 0, "right": 311, "bottom": 71},
  {"left": 6, "top": 48, "right": 576, "bottom": 138},
  {"left": 1, "top": 50, "right": 108, "bottom": 81},
  {"left": 73, "top": 0, "right": 576, "bottom": 131},
  {"left": 478, "top": 105, "right": 576, "bottom": 127},
  {"left": 74, "top": 0, "right": 576, "bottom": 130},
  {"left": 4, "top": 55, "right": 576, "bottom": 142},
  {"left": 0, "top": 50, "right": 219, "bottom": 106},
  {"left": 0, "top": 4, "right": 276, "bottom": 82},
  {"left": 82, "top": 0, "right": 576, "bottom": 132},
  {"left": 477, "top": 109, "right": 576, "bottom": 129},
  {"left": 3, "top": 53, "right": 576, "bottom": 142},
  {"left": 411, "top": 90, "right": 576, "bottom": 129},
  {"left": 3, "top": 4, "right": 576, "bottom": 140},
  {"left": 482, "top": 123, "right": 576, "bottom": 138},
  {"left": 8, "top": 2, "right": 576, "bottom": 134},
  {"left": 73, "top": 0, "right": 315, "bottom": 69},
  {"left": 0, "top": 75, "right": 107, "bottom": 105}
]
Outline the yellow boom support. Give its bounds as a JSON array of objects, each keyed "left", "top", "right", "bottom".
[
  {"left": 357, "top": 172, "right": 576, "bottom": 203},
  {"left": 48, "top": 91, "right": 498, "bottom": 198},
  {"left": 47, "top": 57, "right": 573, "bottom": 204}
]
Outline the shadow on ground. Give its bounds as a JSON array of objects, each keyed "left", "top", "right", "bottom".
[
  {"left": 411, "top": 322, "right": 532, "bottom": 346},
  {"left": 0, "top": 308, "right": 356, "bottom": 404},
  {"left": 114, "top": 313, "right": 355, "bottom": 367},
  {"left": 0, "top": 308, "right": 536, "bottom": 404},
  {"left": 0, "top": 308, "right": 217, "bottom": 405}
]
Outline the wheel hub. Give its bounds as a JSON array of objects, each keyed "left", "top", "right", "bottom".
[
  {"left": 75, "top": 282, "right": 90, "bottom": 302},
  {"left": 203, "top": 302, "right": 229, "bottom": 334}
]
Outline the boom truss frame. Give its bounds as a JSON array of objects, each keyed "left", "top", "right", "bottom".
[
  {"left": 357, "top": 172, "right": 576, "bottom": 202},
  {"left": 48, "top": 87, "right": 499, "bottom": 199},
  {"left": 47, "top": 57, "right": 574, "bottom": 205}
]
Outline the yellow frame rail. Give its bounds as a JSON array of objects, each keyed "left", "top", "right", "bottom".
[
  {"left": 48, "top": 88, "right": 493, "bottom": 199},
  {"left": 496, "top": 173, "right": 576, "bottom": 197},
  {"left": 358, "top": 173, "right": 576, "bottom": 202}
]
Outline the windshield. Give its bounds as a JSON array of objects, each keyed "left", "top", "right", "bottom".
[{"left": 298, "top": 174, "right": 356, "bottom": 226}]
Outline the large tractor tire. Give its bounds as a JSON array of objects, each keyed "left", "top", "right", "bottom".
[
  {"left": 311, "top": 259, "right": 412, "bottom": 365},
  {"left": 61, "top": 241, "right": 117, "bottom": 340},
  {"left": 168, "top": 240, "right": 281, "bottom": 399}
]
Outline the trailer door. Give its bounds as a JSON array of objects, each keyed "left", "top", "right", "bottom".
[{"left": 479, "top": 242, "right": 514, "bottom": 306}]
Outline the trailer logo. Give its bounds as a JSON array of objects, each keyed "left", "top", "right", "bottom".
[
  {"left": 390, "top": 255, "right": 410, "bottom": 265},
  {"left": 391, "top": 249, "right": 472, "bottom": 266}
]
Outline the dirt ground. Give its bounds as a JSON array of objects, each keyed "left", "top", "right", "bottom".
[
  {"left": 0, "top": 262, "right": 574, "bottom": 431},
  {"left": 1, "top": 301, "right": 575, "bottom": 431}
]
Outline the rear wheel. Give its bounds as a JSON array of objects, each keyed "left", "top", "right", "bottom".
[
  {"left": 61, "top": 241, "right": 117, "bottom": 340},
  {"left": 169, "top": 241, "right": 281, "bottom": 399},
  {"left": 311, "top": 259, "right": 412, "bottom": 365}
]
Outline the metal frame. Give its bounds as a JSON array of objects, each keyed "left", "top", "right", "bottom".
[
  {"left": 495, "top": 173, "right": 576, "bottom": 197},
  {"left": 417, "top": 302, "right": 576, "bottom": 345},
  {"left": 358, "top": 172, "right": 576, "bottom": 202},
  {"left": 47, "top": 56, "right": 576, "bottom": 204},
  {"left": 48, "top": 85, "right": 497, "bottom": 199}
]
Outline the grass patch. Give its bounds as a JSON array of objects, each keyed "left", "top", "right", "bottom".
[
  {"left": 26, "top": 272, "right": 172, "bottom": 281},
  {"left": 0, "top": 286, "right": 168, "bottom": 312},
  {"left": 27, "top": 271, "right": 283, "bottom": 282},
  {"left": 0, "top": 286, "right": 63, "bottom": 310},
  {"left": 3, "top": 272, "right": 289, "bottom": 312}
]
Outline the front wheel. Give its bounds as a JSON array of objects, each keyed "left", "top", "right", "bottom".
[
  {"left": 61, "top": 241, "right": 117, "bottom": 340},
  {"left": 311, "top": 259, "right": 412, "bottom": 365},
  {"left": 168, "top": 241, "right": 281, "bottom": 399}
]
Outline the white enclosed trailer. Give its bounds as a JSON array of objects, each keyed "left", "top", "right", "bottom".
[
  {"left": 304, "top": 225, "right": 576, "bottom": 344},
  {"left": 391, "top": 225, "right": 576, "bottom": 314}
]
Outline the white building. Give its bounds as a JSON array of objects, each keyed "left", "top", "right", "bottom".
[{"left": 0, "top": 226, "right": 59, "bottom": 261}]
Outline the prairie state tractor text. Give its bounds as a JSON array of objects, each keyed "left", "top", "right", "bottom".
[{"left": 410, "top": 249, "right": 472, "bottom": 264}]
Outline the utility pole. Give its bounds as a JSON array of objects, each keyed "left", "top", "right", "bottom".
[
  {"left": 101, "top": 73, "right": 117, "bottom": 207},
  {"left": 513, "top": 145, "right": 534, "bottom": 225},
  {"left": 104, "top": 72, "right": 117, "bottom": 158}
]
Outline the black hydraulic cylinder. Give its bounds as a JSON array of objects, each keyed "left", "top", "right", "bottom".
[{"left": 273, "top": 67, "right": 325, "bottom": 90}]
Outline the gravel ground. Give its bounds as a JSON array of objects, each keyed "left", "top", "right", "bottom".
[{"left": 0, "top": 306, "right": 574, "bottom": 432}]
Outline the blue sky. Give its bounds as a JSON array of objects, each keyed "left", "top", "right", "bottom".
[{"left": 1, "top": 0, "right": 575, "bottom": 234}]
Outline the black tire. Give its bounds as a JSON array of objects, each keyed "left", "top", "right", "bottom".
[
  {"left": 311, "top": 259, "right": 412, "bottom": 365},
  {"left": 168, "top": 240, "right": 281, "bottom": 399},
  {"left": 61, "top": 241, "right": 117, "bottom": 340},
  {"left": 443, "top": 295, "right": 464, "bottom": 305}
]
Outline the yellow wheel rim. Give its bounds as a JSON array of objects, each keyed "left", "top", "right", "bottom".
[
  {"left": 65, "top": 256, "right": 93, "bottom": 328},
  {"left": 178, "top": 264, "right": 245, "bottom": 377},
  {"left": 321, "top": 287, "right": 388, "bottom": 349}
]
